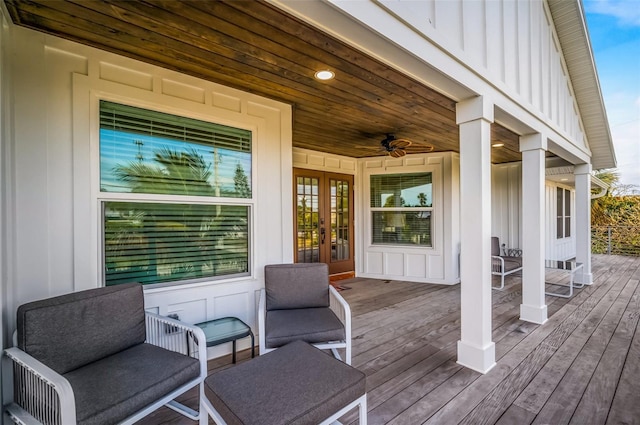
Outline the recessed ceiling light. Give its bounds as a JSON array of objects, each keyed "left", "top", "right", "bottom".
[
  {"left": 492, "top": 143, "right": 504, "bottom": 148},
  {"left": 561, "top": 178, "right": 569, "bottom": 181},
  {"left": 314, "top": 70, "right": 335, "bottom": 81}
]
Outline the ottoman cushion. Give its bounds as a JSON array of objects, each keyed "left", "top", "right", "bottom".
[{"left": 204, "top": 340, "right": 365, "bottom": 425}]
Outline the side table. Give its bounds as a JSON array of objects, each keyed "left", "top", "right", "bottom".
[
  {"left": 195, "top": 317, "right": 255, "bottom": 363},
  {"left": 545, "top": 260, "right": 584, "bottom": 298}
]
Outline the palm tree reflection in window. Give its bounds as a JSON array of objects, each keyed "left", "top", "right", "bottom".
[{"left": 104, "top": 148, "right": 250, "bottom": 286}]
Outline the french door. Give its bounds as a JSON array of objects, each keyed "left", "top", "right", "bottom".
[{"left": 293, "top": 169, "right": 354, "bottom": 275}]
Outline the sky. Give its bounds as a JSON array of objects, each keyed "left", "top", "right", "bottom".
[{"left": 583, "top": 0, "right": 640, "bottom": 191}]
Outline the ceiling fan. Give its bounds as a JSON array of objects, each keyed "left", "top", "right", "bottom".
[{"left": 380, "top": 134, "right": 413, "bottom": 157}]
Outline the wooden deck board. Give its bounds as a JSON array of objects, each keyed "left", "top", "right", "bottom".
[
  {"left": 606, "top": 294, "right": 640, "bottom": 425},
  {"left": 570, "top": 279, "right": 640, "bottom": 425},
  {"left": 513, "top": 256, "right": 638, "bottom": 415},
  {"left": 138, "top": 254, "right": 640, "bottom": 425},
  {"left": 530, "top": 276, "right": 639, "bottom": 425}
]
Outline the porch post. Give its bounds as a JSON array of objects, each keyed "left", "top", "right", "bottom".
[
  {"left": 519, "top": 134, "right": 548, "bottom": 324},
  {"left": 455, "top": 96, "right": 495, "bottom": 374},
  {"left": 574, "top": 163, "right": 593, "bottom": 285}
]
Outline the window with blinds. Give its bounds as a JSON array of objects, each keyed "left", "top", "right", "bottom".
[
  {"left": 100, "top": 100, "right": 252, "bottom": 198},
  {"left": 556, "top": 187, "right": 571, "bottom": 239},
  {"left": 99, "top": 101, "right": 251, "bottom": 286},
  {"left": 370, "top": 172, "right": 433, "bottom": 246}
]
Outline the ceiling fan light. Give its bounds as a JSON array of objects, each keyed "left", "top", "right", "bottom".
[{"left": 314, "top": 70, "right": 335, "bottom": 80}]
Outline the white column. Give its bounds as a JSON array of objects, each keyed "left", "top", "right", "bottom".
[
  {"left": 456, "top": 96, "right": 495, "bottom": 374},
  {"left": 520, "top": 134, "right": 548, "bottom": 324},
  {"left": 574, "top": 164, "right": 593, "bottom": 285}
]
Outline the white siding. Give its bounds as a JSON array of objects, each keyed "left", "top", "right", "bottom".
[
  {"left": 290, "top": 0, "right": 586, "bottom": 160},
  {"left": 491, "top": 162, "right": 577, "bottom": 261},
  {"left": 5, "top": 27, "right": 293, "bottom": 358},
  {"left": 357, "top": 152, "right": 459, "bottom": 284},
  {"left": 492, "top": 163, "right": 523, "bottom": 251},
  {"left": 369, "top": 0, "right": 584, "bottom": 149},
  {"left": 1, "top": 4, "right": 11, "bottom": 356}
]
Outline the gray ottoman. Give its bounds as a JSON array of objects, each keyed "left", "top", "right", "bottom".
[{"left": 201, "top": 340, "right": 367, "bottom": 424}]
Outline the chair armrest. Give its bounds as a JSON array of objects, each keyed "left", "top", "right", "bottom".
[
  {"left": 4, "top": 347, "right": 76, "bottom": 424},
  {"left": 491, "top": 255, "right": 505, "bottom": 272},
  {"left": 258, "top": 288, "right": 266, "bottom": 355},
  {"left": 329, "top": 286, "right": 352, "bottom": 364},
  {"left": 329, "top": 286, "right": 350, "bottom": 326},
  {"left": 145, "top": 313, "right": 208, "bottom": 378}
]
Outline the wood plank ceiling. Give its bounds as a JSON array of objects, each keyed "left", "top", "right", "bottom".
[{"left": 5, "top": 0, "right": 522, "bottom": 162}]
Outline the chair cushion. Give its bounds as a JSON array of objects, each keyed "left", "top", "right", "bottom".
[
  {"left": 501, "top": 259, "right": 522, "bottom": 272},
  {"left": 265, "top": 307, "right": 345, "bottom": 348},
  {"left": 503, "top": 256, "right": 523, "bottom": 268},
  {"left": 64, "top": 343, "right": 200, "bottom": 425},
  {"left": 204, "top": 340, "right": 365, "bottom": 425},
  {"left": 16, "top": 283, "right": 146, "bottom": 374},
  {"left": 264, "top": 263, "right": 330, "bottom": 310}
]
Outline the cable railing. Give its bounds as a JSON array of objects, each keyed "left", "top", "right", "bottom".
[{"left": 592, "top": 226, "right": 640, "bottom": 257}]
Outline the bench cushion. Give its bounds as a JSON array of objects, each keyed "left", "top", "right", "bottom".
[
  {"left": 16, "top": 283, "right": 145, "bottom": 374},
  {"left": 265, "top": 263, "right": 330, "bottom": 310},
  {"left": 265, "top": 308, "right": 345, "bottom": 348},
  {"left": 64, "top": 343, "right": 200, "bottom": 425},
  {"left": 204, "top": 340, "right": 365, "bottom": 425}
]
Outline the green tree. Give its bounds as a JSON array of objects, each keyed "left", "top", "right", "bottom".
[
  {"left": 417, "top": 192, "right": 428, "bottom": 207},
  {"left": 113, "top": 147, "right": 214, "bottom": 196},
  {"left": 594, "top": 170, "right": 638, "bottom": 197},
  {"left": 106, "top": 148, "right": 247, "bottom": 284},
  {"left": 233, "top": 163, "right": 251, "bottom": 198}
]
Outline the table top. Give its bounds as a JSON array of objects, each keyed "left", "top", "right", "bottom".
[
  {"left": 544, "top": 259, "right": 583, "bottom": 271},
  {"left": 195, "top": 317, "right": 252, "bottom": 347}
]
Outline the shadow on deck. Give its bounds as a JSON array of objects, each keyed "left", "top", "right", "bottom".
[{"left": 139, "top": 254, "right": 640, "bottom": 425}]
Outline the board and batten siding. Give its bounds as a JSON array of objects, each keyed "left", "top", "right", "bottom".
[
  {"left": 492, "top": 163, "right": 523, "bottom": 252},
  {"left": 325, "top": 0, "right": 586, "bottom": 151},
  {"left": 491, "top": 162, "right": 577, "bottom": 261},
  {"left": 357, "top": 153, "right": 460, "bottom": 285},
  {"left": 5, "top": 26, "right": 293, "bottom": 358}
]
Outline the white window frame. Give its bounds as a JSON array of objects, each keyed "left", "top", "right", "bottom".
[
  {"left": 556, "top": 186, "right": 572, "bottom": 240},
  {"left": 363, "top": 166, "right": 440, "bottom": 250},
  {"left": 90, "top": 93, "right": 258, "bottom": 288}
]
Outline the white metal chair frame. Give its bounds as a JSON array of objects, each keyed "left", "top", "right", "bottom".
[
  {"left": 491, "top": 255, "right": 523, "bottom": 290},
  {"left": 258, "top": 285, "right": 352, "bottom": 364},
  {"left": 4, "top": 313, "right": 209, "bottom": 425},
  {"left": 201, "top": 392, "right": 367, "bottom": 425}
]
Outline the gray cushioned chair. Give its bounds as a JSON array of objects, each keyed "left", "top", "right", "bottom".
[
  {"left": 491, "top": 236, "right": 523, "bottom": 290},
  {"left": 3, "top": 283, "right": 208, "bottom": 425},
  {"left": 258, "top": 263, "right": 352, "bottom": 364}
]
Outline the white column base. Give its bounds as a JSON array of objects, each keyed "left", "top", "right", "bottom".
[
  {"left": 456, "top": 340, "right": 496, "bottom": 374},
  {"left": 575, "top": 272, "right": 593, "bottom": 285},
  {"left": 520, "top": 303, "right": 548, "bottom": 324}
]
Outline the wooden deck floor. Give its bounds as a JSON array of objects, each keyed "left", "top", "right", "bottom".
[{"left": 139, "top": 254, "right": 640, "bottom": 424}]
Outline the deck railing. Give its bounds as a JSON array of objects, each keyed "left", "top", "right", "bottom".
[{"left": 592, "top": 226, "right": 640, "bottom": 257}]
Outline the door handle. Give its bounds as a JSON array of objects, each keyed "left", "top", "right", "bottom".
[{"left": 320, "top": 227, "right": 326, "bottom": 244}]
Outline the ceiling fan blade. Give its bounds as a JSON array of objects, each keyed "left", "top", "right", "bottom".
[
  {"left": 389, "top": 139, "right": 412, "bottom": 149},
  {"left": 389, "top": 149, "right": 406, "bottom": 158}
]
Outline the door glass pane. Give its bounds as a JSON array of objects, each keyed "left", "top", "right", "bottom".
[
  {"left": 330, "top": 179, "right": 350, "bottom": 261},
  {"left": 297, "top": 176, "right": 320, "bottom": 263}
]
